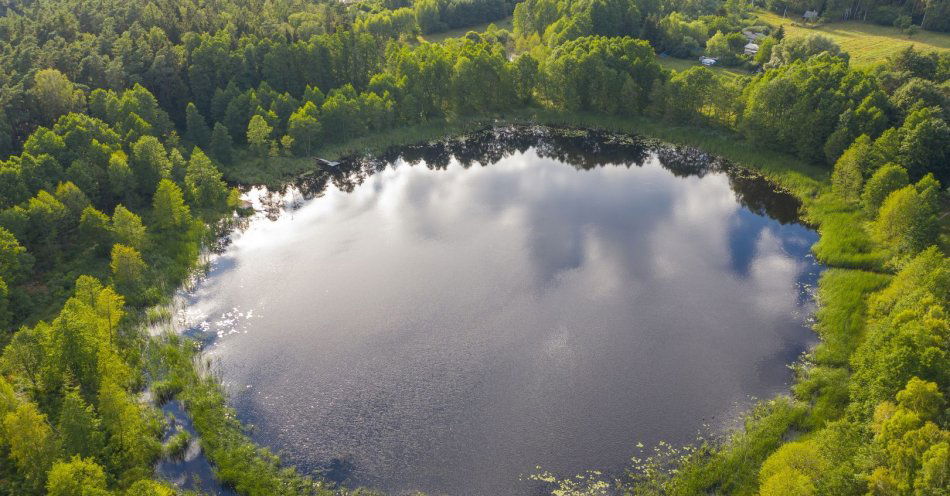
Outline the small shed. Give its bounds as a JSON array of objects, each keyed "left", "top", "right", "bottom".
[
  {"left": 802, "top": 10, "right": 818, "bottom": 22},
  {"left": 744, "top": 42, "right": 759, "bottom": 55}
]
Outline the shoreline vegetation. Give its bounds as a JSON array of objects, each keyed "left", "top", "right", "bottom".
[
  {"left": 226, "top": 109, "right": 829, "bottom": 194},
  {"left": 0, "top": 0, "right": 946, "bottom": 494}
]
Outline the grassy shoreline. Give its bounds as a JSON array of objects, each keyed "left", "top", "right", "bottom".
[{"left": 225, "top": 109, "right": 829, "bottom": 197}]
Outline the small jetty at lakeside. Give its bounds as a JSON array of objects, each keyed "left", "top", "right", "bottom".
[{"left": 315, "top": 157, "right": 341, "bottom": 171}]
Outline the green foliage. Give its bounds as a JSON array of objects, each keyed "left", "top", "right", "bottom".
[
  {"left": 897, "top": 106, "right": 950, "bottom": 183},
  {"left": 896, "top": 376, "right": 946, "bottom": 419},
  {"left": 184, "top": 148, "right": 229, "bottom": 212},
  {"left": 0, "top": 277, "right": 9, "bottom": 330},
  {"left": 58, "top": 388, "right": 106, "bottom": 460},
  {"left": 705, "top": 31, "right": 747, "bottom": 66},
  {"left": 110, "top": 244, "right": 146, "bottom": 302},
  {"left": 742, "top": 54, "right": 878, "bottom": 163},
  {"left": 2, "top": 402, "right": 60, "bottom": 491},
  {"left": 540, "top": 36, "right": 663, "bottom": 114},
  {"left": 659, "top": 66, "right": 720, "bottom": 124},
  {"left": 79, "top": 206, "right": 111, "bottom": 251},
  {"left": 412, "top": 0, "right": 514, "bottom": 35},
  {"left": 356, "top": 7, "right": 418, "bottom": 39},
  {"left": 512, "top": 53, "right": 540, "bottom": 104},
  {"left": 163, "top": 429, "right": 192, "bottom": 459},
  {"left": 831, "top": 134, "right": 874, "bottom": 201},
  {"left": 246, "top": 114, "right": 273, "bottom": 156},
  {"left": 46, "top": 456, "right": 110, "bottom": 496},
  {"left": 107, "top": 151, "right": 135, "bottom": 205},
  {"left": 754, "top": 36, "right": 777, "bottom": 66},
  {"left": 30, "top": 69, "right": 86, "bottom": 127},
  {"left": 111, "top": 206, "right": 147, "bottom": 252},
  {"left": 287, "top": 102, "right": 322, "bottom": 156},
  {"left": 851, "top": 247, "right": 949, "bottom": 416},
  {"left": 871, "top": 175, "right": 940, "bottom": 257},
  {"left": 130, "top": 136, "right": 171, "bottom": 198},
  {"left": 758, "top": 467, "right": 814, "bottom": 495},
  {"left": 0, "top": 226, "right": 32, "bottom": 284},
  {"left": 151, "top": 180, "right": 192, "bottom": 233},
  {"left": 637, "top": 398, "right": 808, "bottom": 495},
  {"left": 765, "top": 34, "right": 848, "bottom": 68},
  {"left": 185, "top": 103, "right": 211, "bottom": 147},
  {"left": 758, "top": 440, "right": 828, "bottom": 495},
  {"left": 1, "top": 325, "right": 44, "bottom": 390},
  {"left": 97, "top": 379, "right": 162, "bottom": 484},
  {"left": 868, "top": 377, "right": 949, "bottom": 494},
  {"left": 861, "top": 163, "right": 909, "bottom": 218},
  {"left": 209, "top": 123, "right": 234, "bottom": 164}
]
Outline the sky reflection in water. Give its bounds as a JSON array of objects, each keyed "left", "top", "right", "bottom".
[{"left": 179, "top": 134, "right": 820, "bottom": 496}]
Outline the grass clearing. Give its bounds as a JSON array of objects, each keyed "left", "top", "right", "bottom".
[
  {"left": 756, "top": 10, "right": 950, "bottom": 67},
  {"left": 418, "top": 16, "right": 513, "bottom": 43},
  {"left": 657, "top": 56, "right": 751, "bottom": 82}
]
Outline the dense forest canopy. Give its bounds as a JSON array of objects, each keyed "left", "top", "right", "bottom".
[{"left": 0, "top": 0, "right": 946, "bottom": 494}]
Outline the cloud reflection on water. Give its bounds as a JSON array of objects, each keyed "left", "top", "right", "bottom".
[{"left": 177, "top": 131, "right": 820, "bottom": 496}]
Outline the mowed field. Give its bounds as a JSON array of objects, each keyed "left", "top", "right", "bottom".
[
  {"left": 756, "top": 10, "right": 950, "bottom": 66},
  {"left": 656, "top": 56, "right": 750, "bottom": 80}
]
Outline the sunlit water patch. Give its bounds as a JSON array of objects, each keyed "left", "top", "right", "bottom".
[{"left": 176, "top": 127, "right": 821, "bottom": 495}]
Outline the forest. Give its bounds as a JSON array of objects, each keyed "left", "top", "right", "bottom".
[{"left": 0, "top": 0, "right": 947, "bottom": 494}]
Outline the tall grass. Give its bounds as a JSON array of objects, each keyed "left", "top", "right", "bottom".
[
  {"left": 641, "top": 397, "right": 809, "bottom": 496},
  {"left": 150, "top": 334, "right": 334, "bottom": 496},
  {"left": 811, "top": 269, "right": 891, "bottom": 366},
  {"left": 808, "top": 195, "right": 887, "bottom": 270}
]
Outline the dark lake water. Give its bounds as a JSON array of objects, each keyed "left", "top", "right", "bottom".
[{"left": 178, "top": 128, "right": 821, "bottom": 495}]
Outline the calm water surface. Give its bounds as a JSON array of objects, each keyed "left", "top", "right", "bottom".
[{"left": 179, "top": 128, "right": 821, "bottom": 495}]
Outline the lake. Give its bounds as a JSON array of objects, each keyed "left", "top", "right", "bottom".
[{"left": 177, "top": 127, "right": 821, "bottom": 495}]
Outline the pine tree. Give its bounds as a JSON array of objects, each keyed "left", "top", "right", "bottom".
[
  {"left": 57, "top": 387, "right": 105, "bottom": 459},
  {"left": 209, "top": 122, "right": 233, "bottom": 164},
  {"left": 151, "top": 179, "right": 192, "bottom": 232},
  {"left": 110, "top": 243, "right": 146, "bottom": 301},
  {"left": 184, "top": 148, "right": 228, "bottom": 210},
  {"left": 185, "top": 102, "right": 211, "bottom": 147},
  {"left": 246, "top": 114, "right": 273, "bottom": 156}
]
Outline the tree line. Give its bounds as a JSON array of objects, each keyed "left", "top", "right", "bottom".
[{"left": 763, "top": 0, "right": 949, "bottom": 32}]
